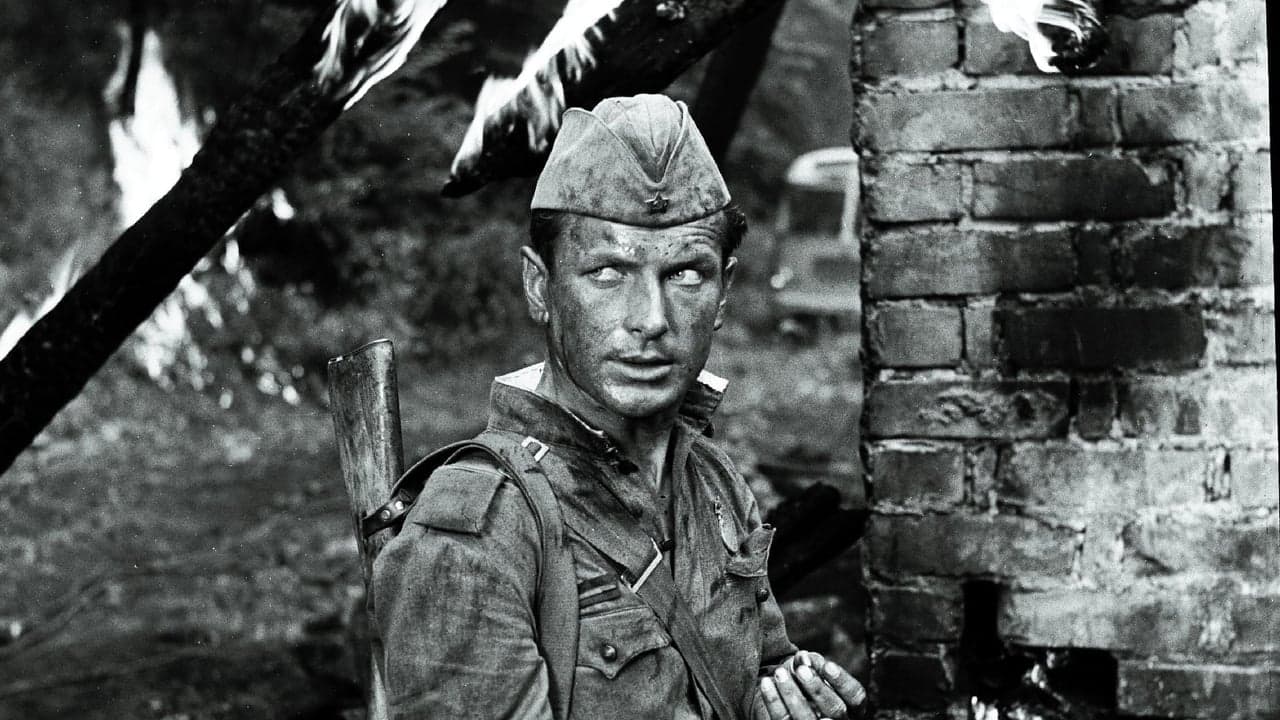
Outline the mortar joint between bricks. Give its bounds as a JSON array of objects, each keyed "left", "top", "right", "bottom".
[
  {"left": 1222, "top": 149, "right": 1244, "bottom": 214},
  {"left": 1069, "top": 526, "right": 1086, "bottom": 581},
  {"left": 1207, "top": 447, "right": 1230, "bottom": 502},
  {"left": 1066, "top": 86, "right": 1085, "bottom": 147}
]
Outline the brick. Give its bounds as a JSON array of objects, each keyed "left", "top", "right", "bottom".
[
  {"left": 964, "top": 306, "right": 995, "bottom": 366},
  {"left": 964, "top": 13, "right": 1173, "bottom": 75},
  {"left": 864, "top": 162, "right": 965, "bottom": 222},
  {"left": 864, "top": 229, "right": 1076, "bottom": 298},
  {"left": 1086, "top": 13, "right": 1175, "bottom": 74},
  {"left": 866, "top": 380, "right": 1070, "bottom": 439},
  {"left": 1119, "top": 375, "right": 1207, "bottom": 436},
  {"left": 1204, "top": 369, "right": 1279, "bottom": 440},
  {"left": 866, "top": 513, "right": 1077, "bottom": 577},
  {"left": 858, "top": 88, "right": 1072, "bottom": 152},
  {"left": 1231, "top": 450, "right": 1279, "bottom": 508},
  {"left": 961, "top": 19, "right": 1039, "bottom": 75},
  {"left": 1233, "top": 151, "right": 1272, "bottom": 211},
  {"left": 1120, "top": 82, "right": 1269, "bottom": 144},
  {"left": 973, "top": 159, "right": 1175, "bottom": 221},
  {"left": 869, "top": 442, "right": 965, "bottom": 505},
  {"left": 869, "top": 306, "right": 963, "bottom": 367},
  {"left": 997, "top": 444, "right": 1208, "bottom": 509},
  {"left": 1178, "top": 2, "right": 1220, "bottom": 68},
  {"left": 861, "top": 20, "right": 959, "bottom": 78},
  {"left": 996, "top": 307, "right": 1207, "bottom": 370},
  {"left": 1075, "top": 226, "right": 1113, "bottom": 286},
  {"left": 1221, "top": 0, "right": 1268, "bottom": 64},
  {"left": 1121, "top": 225, "right": 1270, "bottom": 289},
  {"left": 870, "top": 584, "right": 964, "bottom": 642},
  {"left": 871, "top": 650, "right": 956, "bottom": 710},
  {"left": 1117, "top": 662, "right": 1280, "bottom": 719},
  {"left": 1076, "top": 87, "right": 1117, "bottom": 145},
  {"left": 1233, "top": 594, "right": 1280, "bottom": 655},
  {"left": 1184, "top": 150, "right": 1232, "bottom": 213},
  {"left": 1074, "top": 380, "right": 1116, "bottom": 439},
  {"left": 1178, "top": 0, "right": 1268, "bottom": 68},
  {"left": 1210, "top": 309, "right": 1277, "bottom": 365},
  {"left": 1001, "top": 585, "right": 1280, "bottom": 658},
  {"left": 968, "top": 444, "right": 998, "bottom": 503},
  {"left": 1122, "top": 511, "right": 1280, "bottom": 577}
]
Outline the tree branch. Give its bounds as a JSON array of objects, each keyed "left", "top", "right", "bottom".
[{"left": 0, "top": 2, "right": 435, "bottom": 474}]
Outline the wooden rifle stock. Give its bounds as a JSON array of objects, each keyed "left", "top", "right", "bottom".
[{"left": 327, "top": 339, "right": 402, "bottom": 720}]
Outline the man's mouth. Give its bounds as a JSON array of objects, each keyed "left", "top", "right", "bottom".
[{"left": 613, "top": 354, "right": 675, "bottom": 381}]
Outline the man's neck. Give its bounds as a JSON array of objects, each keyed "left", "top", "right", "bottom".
[{"left": 534, "top": 362, "right": 677, "bottom": 487}]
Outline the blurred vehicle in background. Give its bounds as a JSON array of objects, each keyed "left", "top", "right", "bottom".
[{"left": 769, "top": 147, "right": 860, "bottom": 341}]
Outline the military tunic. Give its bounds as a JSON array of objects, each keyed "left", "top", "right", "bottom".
[{"left": 372, "top": 364, "right": 795, "bottom": 719}]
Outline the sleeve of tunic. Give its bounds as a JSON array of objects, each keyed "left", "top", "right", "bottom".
[{"left": 371, "top": 472, "right": 553, "bottom": 720}]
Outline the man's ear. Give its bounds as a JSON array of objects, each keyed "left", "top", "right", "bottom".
[
  {"left": 714, "top": 256, "right": 738, "bottom": 330},
  {"left": 521, "top": 246, "right": 550, "bottom": 324}
]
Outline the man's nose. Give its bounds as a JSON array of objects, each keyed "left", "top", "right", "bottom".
[{"left": 625, "top": 275, "right": 670, "bottom": 339}]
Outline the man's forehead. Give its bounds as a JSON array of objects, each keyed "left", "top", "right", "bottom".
[{"left": 562, "top": 214, "right": 724, "bottom": 257}]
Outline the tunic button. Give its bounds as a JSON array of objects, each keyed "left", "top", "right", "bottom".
[
  {"left": 600, "top": 643, "right": 618, "bottom": 661},
  {"left": 755, "top": 584, "right": 770, "bottom": 603}
]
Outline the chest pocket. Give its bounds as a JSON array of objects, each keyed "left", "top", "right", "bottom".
[
  {"left": 722, "top": 524, "right": 775, "bottom": 607},
  {"left": 576, "top": 605, "right": 670, "bottom": 679},
  {"left": 725, "top": 525, "right": 773, "bottom": 578}
]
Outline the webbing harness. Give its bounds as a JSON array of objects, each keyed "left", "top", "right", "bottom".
[{"left": 362, "top": 430, "right": 740, "bottom": 720}]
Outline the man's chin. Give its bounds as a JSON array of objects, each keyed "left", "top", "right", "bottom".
[{"left": 600, "top": 384, "right": 684, "bottom": 421}]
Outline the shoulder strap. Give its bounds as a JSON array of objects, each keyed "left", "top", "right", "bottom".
[
  {"left": 361, "top": 439, "right": 475, "bottom": 538},
  {"left": 469, "top": 430, "right": 578, "bottom": 720},
  {"left": 363, "top": 432, "right": 578, "bottom": 720}
]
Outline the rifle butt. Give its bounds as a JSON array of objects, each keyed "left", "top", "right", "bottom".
[{"left": 328, "top": 338, "right": 403, "bottom": 720}]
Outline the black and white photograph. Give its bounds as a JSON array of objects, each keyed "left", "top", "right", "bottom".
[{"left": 0, "top": 0, "right": 1274, "bottom": 718}]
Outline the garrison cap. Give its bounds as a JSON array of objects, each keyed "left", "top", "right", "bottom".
[{"left": 530, "top": 94, "right": 731, "bottom": 227}]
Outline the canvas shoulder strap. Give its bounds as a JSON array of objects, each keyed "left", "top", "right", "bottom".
[{"left": 360, "top": 431, "right": 578, "bottom": 720}]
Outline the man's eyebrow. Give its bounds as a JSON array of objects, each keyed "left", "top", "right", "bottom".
[{"left": 576, "top": 247, "right": 640, "bottom": 265}]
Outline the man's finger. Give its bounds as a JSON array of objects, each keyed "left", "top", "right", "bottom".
[
  {"left": 819, "top": 658, "right": 868, "bottom": 710},
  {"left": 760, "top": 677, "right": 791, "bottom": 720},
  {"left": 794, "top": 662, "right": 847, "bottom": 719},
  {"left": 773, "top": 666, "right": 818, "bottom": 720}
]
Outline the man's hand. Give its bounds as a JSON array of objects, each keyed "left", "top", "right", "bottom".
[{"left": 753, "top": 651, "right": 866, "bottom": 720}]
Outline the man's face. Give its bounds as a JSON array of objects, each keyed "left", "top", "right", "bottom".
[{"left": 523, "top": 213, "right": 735, "bottom": 423}]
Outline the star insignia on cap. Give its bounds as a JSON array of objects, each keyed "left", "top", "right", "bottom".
[{"left": 645, "top": 192, "right": 670, "bottom": 214}]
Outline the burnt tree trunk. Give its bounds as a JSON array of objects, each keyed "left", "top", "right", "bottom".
[
  {"left": 765, "top": 484, "right": 868, "bottom": 597},
  {"left": 691, "top": 0, "right": 788, "bottom": 163},
  {"left": 443, "top": 0, "right": 790, "bottom": 196},
  {"left": 0, "top": 15, "right": 345, "bottom": 474}
]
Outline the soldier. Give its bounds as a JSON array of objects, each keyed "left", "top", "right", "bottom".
[{"left": 372, "top": 94, "right": 866, "bottom": 719}]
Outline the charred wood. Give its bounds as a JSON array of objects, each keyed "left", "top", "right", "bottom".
[
  {"left": 691, "top": 0, "right": 787, "bottom": 163},
  {"left": 765, "top": 483, "right": 868, "bottom": 598},
  {"left": 0, "top": 2, "right": 437, "bottom": 474},
  {"left": 444, "top": 0, "right": 789, "bottom": 196}
]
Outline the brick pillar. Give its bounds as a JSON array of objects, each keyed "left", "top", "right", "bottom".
[{"left": 851, "top": 0, "right": 1276, "bottom": 717}]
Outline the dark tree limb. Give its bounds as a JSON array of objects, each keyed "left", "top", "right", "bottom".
[
  {"left": 118, "top": 0, "right": 150, "bottom": 117},
  {"left": 0, "top": 1, "right": 437, "bottom": 474},
  {"left": 690, "top": 0, "right": 788, "bottom": 163},
  {"left": 444, "top": 0, "right": 789, "bottom": 196},
  {"left": 765, "top": 483, "right": 868, "bottom": 598}
]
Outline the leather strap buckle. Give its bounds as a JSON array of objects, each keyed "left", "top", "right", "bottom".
[{"left": 521, "top": 436, "right": 550, "bottom": 462}]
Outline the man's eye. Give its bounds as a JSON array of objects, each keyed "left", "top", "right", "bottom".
[
  {"left": 588, "top": 267, "right": 623, "bottom": 283},
  {"left": 668, "top": 268, "right": 705, "bottom": 286}
]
